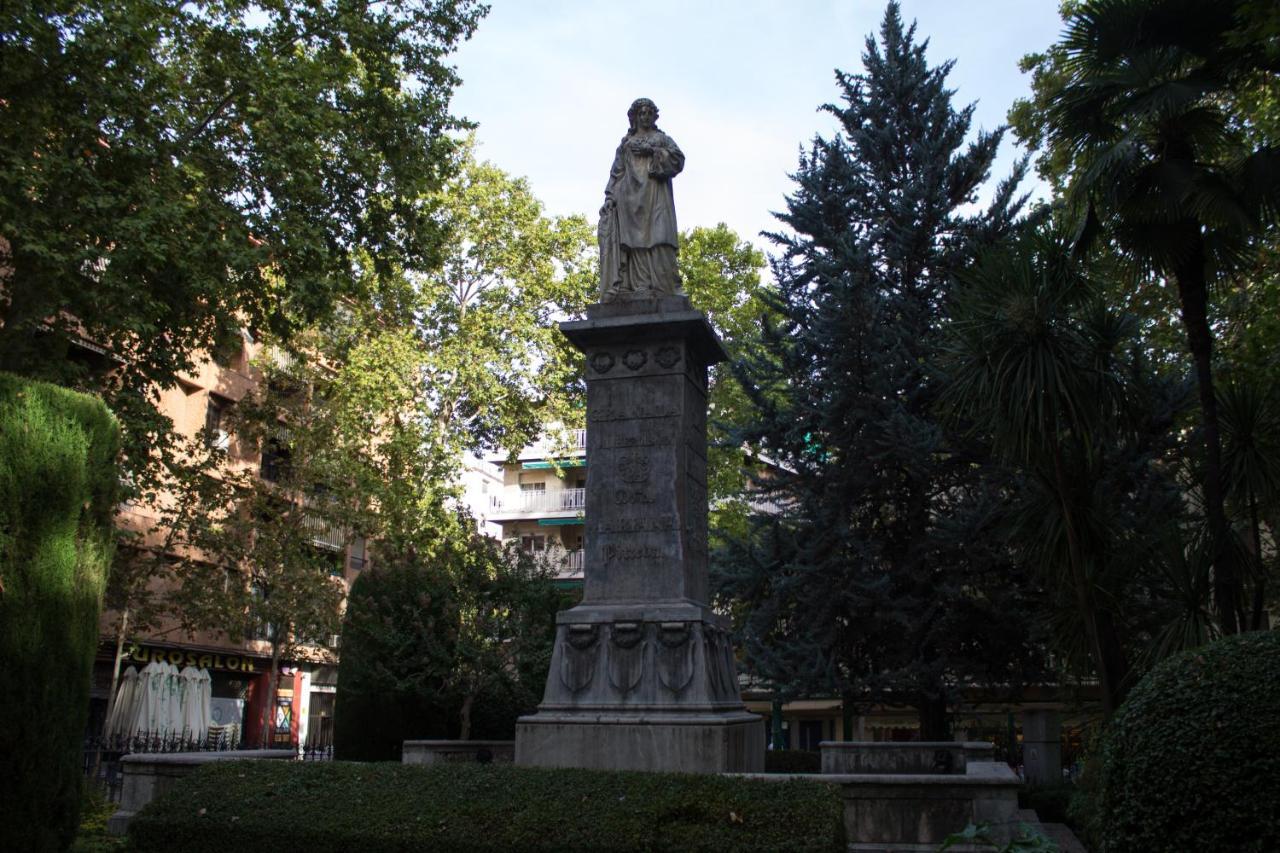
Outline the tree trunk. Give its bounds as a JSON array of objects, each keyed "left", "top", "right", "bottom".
[
  {"left": 261, "top": 641, "right": 282, "bottom": 748},
  {"left": 1051, "top": 447, "right": 1127, "bottom": 715},
  {"left": 1173, "top": 245, "right": 1240, "bottom": 634},
  {"left": 459, "top": 692, "right": 474, "bottom": 741},
  {"left": 102, "top": 608, "right": 130, "bottom": 738}
]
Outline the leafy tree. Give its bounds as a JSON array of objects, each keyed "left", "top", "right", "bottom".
[
  {"left": 171, "top": 351, "right": 350, "bottom": 746},
  {"left": 334, "top": 534, "right": 562, "bottom": 758},
  {"left": 0, "top": 0, "right": 487, "bottom": 488},
  {"left": 1008, "top": 0, "right": 1280, "bottom": 633},
  {"left": 718, "top": 2, "right": 1039, "bottom": 739},
  {"left": 678, "top": 225, "right": 773, "bottom": 544},
  {"left": 166, "top": 149, "right": 592, "bottom": 741},
  {"left": 0, "top": 375, "right": 119, "bottom": 853}
]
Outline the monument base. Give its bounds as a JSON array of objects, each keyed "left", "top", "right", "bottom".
[{"left": 515, "top": 711, "right": 763, "bottom": 773}]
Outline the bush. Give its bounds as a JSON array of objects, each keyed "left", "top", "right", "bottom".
[
  {"left": 334, "top": 539, "right": 561, "bottom": 760},
  {"left": 0, "top": 374, "right": 119, "bottom": 853},
  {"left": 764, "top": 749, "right": 821, "bottom": 774},
  {"left": 128, "top": 761, "right": 845, "bottom": 852},
  {"left": 1098, "top": 631, "right": 1280, "bottom": 852}
]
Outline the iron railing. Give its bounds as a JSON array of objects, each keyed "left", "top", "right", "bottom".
[
  {"left": 493, "top": 487, "right": 585, "bottom": 515},
  {"left": 82, "top": 729, "right": 246, "bottom": 803}
]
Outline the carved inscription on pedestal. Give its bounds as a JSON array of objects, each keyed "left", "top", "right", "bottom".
[{"left": 589, "top": 376, "right": 680, "bottom": 422}]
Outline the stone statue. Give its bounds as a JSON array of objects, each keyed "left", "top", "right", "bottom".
[{"left": 598, "top": 98, "right": 685, "bottom": 302}]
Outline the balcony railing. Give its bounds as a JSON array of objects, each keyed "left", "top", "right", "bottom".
[
  {"left": 492, "top": 488, "right": 585, "bottom": 515},
  {"left": 302, "top": 514, "right": 346, "bottom": 551},
  {"left": 563, "top": 548, "right": 584, "bottom": 573}
]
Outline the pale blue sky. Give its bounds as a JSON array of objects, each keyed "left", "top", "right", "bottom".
[{"left": 450, "top": 1, "right": 1066, "bottom": 253}]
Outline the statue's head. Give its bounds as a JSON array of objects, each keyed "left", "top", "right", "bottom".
[{"left": 627, "top": 98, "right": 659, "bottom": 133}]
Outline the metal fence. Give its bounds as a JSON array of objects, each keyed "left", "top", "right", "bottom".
[{"left": 82, "top": 729, "right": 246, "bottom": 803}]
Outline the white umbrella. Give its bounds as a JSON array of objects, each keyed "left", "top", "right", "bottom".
[
  {"left": 198, "top": 669, "right": 213, "bottom": 742},
  {"left": 178, "top": 665, "right": 206, "bottom": 742},
  {"left": 128, "top": 660, "right": 166, "bottom": 738},
  {"left": 104, "top": 666, "right": 139, "bottom": 739},
  {"left": 164, "top": 661, "right": 184, "bottom": 738}
]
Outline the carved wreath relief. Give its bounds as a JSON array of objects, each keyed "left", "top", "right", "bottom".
[
  {"left": 607, "top": 622, "right": 645, "bottom": 693},
  {"left": 586, "top": 345, "right": 683, "bottom": 376},
  {"left": 559, "top": 624, "right": 599, "bottom": 694},
  {"left": 656, "top": 622, "right": 695, "bottom": 692}
]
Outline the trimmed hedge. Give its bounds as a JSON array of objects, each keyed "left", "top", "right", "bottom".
[
  {"left": 128, "top": 761, "right": 845, "bottom": 852},
  {"left": 0, "top": 374, "right": 119, "bottom": 853},
  {"left": 1098, "top": 631, "right": 1280, "bottom": 853}
]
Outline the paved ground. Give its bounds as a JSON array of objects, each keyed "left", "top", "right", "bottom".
[{"left": 1013, "top": 808, "right": 1089, "bottom": 852}]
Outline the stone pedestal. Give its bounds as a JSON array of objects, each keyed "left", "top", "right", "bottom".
[{"left": 515, "top": 297, "right": 764, "bottom": 773}]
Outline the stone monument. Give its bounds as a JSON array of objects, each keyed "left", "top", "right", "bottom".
[{"left": 514, "top": 98, "right": 764, "bottom": 774}]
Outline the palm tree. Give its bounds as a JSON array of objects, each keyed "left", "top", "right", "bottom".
[
  {"left": 942, "top": 228, "right": 1146, "bottom": 713},
  {"left": 1219, "top": 381, "right": 1280, "bottom": 629},
  {"left": 1045, "top": 0, "right": 1280, "bottom": 634}
]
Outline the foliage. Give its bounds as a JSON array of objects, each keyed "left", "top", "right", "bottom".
[
  {"left": 71, "top": 787, "right": 127, "bottom": 853},
  {"left": 127, "top": 760, "right": 847, "bottom": 853},
  {"left": 678, "top": 224, "right": 772, "bottom": 544},
  {"left": 938, "top": 823, "right": 1058, "bottom": 852},
  {"left": 414, "top": 142, "right": 596, "bottom": 456},
  {"left": 942, "top": 224, "right": 1194, "bottom": 711},
  {"left": 333, "top": 534, "right": 562, "bottom": 760},
  {"left": 0, "top": 374, "right": 120, "bottom": 853},
  {"left": 1097, "top": 630, "right": 1280, "bottom": 853},
  {"left": 718, "top": 1, "right": 1041, "bottom": 738},
  {"left": 1007, "top": 0, "right": 1280, "bottom": 634},
  {"left": 165, "top": 147, "right": 590, "bottom": 732},
  {"left": 0, "top": 0, "right": 487, "bottom": 490}
]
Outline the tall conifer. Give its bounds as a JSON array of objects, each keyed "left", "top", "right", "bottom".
[{"left": 718, "top": 2, "right": 1037, "bottom": 739}]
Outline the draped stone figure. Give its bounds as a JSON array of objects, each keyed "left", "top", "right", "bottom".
[{"left": 599, "top": 98, "right": 685, "bottom": 301}]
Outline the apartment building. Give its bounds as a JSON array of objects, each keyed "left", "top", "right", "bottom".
[
  {"left": 91, "top": 332, "right": 366, "bottom": 752},
  {"left": 484, "top": 429, "right": 587, "bottom": 585}
]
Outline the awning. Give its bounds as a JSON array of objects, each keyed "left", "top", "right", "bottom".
[
  {"left": 522, "top": 459, "right": 586, "bottom": 469},
  {"left": 538, "top": 517, "right": 583, "bottom": 526}
]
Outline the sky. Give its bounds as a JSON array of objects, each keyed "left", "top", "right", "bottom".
[{"left": 448, "top": 0, "right": 1068, "bottom": 256}]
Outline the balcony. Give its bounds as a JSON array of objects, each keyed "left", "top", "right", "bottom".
[
  {"left": 489, "top": 487, "right": 585, "bottom": 520},
  {"left": 302, "top": 514, "right": 346, "bottom": 551}
]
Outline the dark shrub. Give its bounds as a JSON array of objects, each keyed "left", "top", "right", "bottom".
[
  {"left": 765, "top": 749, "right": 821, "bottom": 774},
  {"left": 333, "top": 558, "right": 458, "bottom": 760},
  {"left": 129, "top": 761, "right": 845, "bottom": 852},
  {"left": 0, "top": 374, "right": 119, "bottom": 853},
  {"left": 1018, "top": 783, "right": 1073, "bottom": 824},
  {"left": 1098, "top": 631, "right": 1280, "bottom": 852}
]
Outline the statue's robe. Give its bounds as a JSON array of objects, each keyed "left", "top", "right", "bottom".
[{"left": 599, "top": 130, "right": 684, "bottom": 300}]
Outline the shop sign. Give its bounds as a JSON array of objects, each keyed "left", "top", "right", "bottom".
[{"left": 125, "top": 642, "right": 260, "bottom": 673}]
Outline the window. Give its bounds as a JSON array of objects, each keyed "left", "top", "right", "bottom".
[
  {"left": 348, "top": 536, "right": 367, "bottom": 572},
  {"left": 205, "top": 394, "right": 231, "bottom": 449},
  {"left": 520, "top": 534, "right": 546, "bottom": 553},
  {"left": 518, "top": 473, "right": 545, "bottom": 492},
  {"left": 260, "top": 437, "right": 291, "bottom": 482}
]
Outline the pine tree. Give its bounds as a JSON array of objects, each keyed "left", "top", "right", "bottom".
[{"left": 718, "top": 2, "right": 1039, "bottom": 739}]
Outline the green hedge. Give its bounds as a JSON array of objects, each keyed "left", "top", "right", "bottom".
[
  {"left": 129, "top": 761, "right": 845, "bottom": 852},
  {"left": 0, "top": 374, "right": 119, "bottom": 853},
  {"left": 1098, "top": 630, "right": 1280, "bottom": 853}
]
